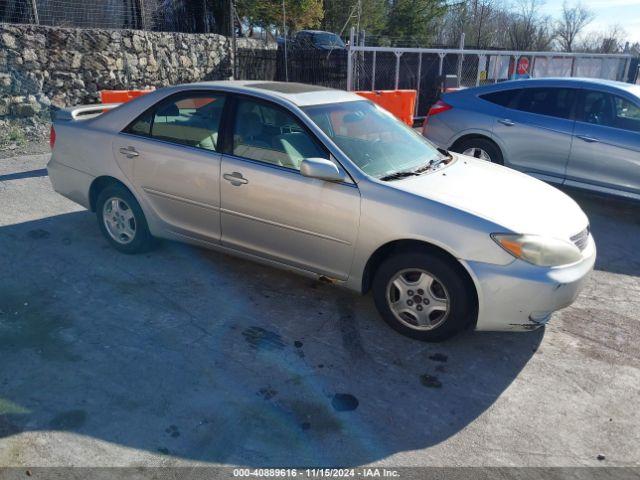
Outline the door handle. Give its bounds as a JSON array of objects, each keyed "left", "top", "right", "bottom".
[
  {"left": 223, "top": 172, "right": 249, "bottom": 186},
  {"left": 498, "top": 119, "right": 515, "bottom": 126},
  {"left": 577, "top": 135, "right": 599, "bottom": 143},
  {"left": 119, "top": 146, "right": 139, "bottom": 158}
]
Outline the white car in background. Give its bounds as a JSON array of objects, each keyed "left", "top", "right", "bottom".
[{"left": 47, "top": 81, "right": 596, "bottom": 341}]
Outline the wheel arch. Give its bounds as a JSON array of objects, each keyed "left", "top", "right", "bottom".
[
  {"left": 361, "top": 240, "right": 479, "bottom": 325},
  {"left": 450, "top": 133, "right": 498, "bottom": 151},
  {"left": 89, "top": 176, "right": 135, "bottom": 212}
]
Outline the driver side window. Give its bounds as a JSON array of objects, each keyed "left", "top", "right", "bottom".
[
  {"left": 581, "top": 91, "right": 614, "bottom": 127},
  {"left": 232, "top": 98, "right": 327, "bottom": 170},
  {"left": 579, "top": 90, "right": 640, "bottom": 133}
]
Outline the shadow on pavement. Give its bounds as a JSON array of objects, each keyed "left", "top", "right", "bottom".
[
  {"left": 0, "top": 211, "right": 542, "bottom": 466},
  {"left": 0, "top": 169, "right": 48, "bottom": 182}
]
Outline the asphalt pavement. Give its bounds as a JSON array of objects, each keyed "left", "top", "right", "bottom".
[{"left": 0, "top": 152, "right": 639, "bottom": 468}]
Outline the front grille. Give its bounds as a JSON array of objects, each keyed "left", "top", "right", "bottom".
[{"left": 571, "top": 226, "right": 590, "bottom": 252}]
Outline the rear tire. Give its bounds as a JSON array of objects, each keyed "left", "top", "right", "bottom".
[
  {"left": 372, "top": 252, "right": 476, "bottom": 342},
  {"left": 453, "top": 137, "right": 503, "bottom": 165},
  {"left": 96, "top": 184, "right": 155, "bottom": 254}
]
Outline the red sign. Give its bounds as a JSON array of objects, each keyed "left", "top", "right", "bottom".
[{"left": 517, "top": 57, "right": 530, "bottom": 75}]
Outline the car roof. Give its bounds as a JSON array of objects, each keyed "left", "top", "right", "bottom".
[
  {"left": 469, "top": 77, "right": 640, "bottom": 97},
  {"left": 298, "top": 30, "right": 337, "bottom": 35},
  {"left": 183, "top": 80, "right": 362, "bottom": 107}
]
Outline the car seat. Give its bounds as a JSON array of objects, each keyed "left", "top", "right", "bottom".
[
  {"left": 234, "top": 113, "right": 285, "bottom": 166},
  {"left": 586, "top": 97, "right": 613, "bottom": 125},
  {"left": 273, "top": 132, "right": 320, "bottom": 169}
]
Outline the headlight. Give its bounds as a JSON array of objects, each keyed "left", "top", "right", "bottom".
[{"left": 491, "top": 233, "right": 582, "bottom": 267}]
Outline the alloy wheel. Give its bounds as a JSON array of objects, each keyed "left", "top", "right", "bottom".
[
  {"left": 462, "top": 147, "right": 492, "bottom": 162},
  {"left": 386, "top": 269, "right": 450, "bottom": 331},
  {"left": 102, "top": 197, "right": 136, "bottom": 245}
]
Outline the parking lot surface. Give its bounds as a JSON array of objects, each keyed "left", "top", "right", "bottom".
[{"left": 1, "top": 152, "right": 639, "bottom": 467}]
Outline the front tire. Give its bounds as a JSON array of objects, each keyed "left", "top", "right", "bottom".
[
  {"left": 96, "top": 184, "right": 154, "bottom": 254},
  {"left": 372, "top": 252, "right": 476, "bottom": 341}
]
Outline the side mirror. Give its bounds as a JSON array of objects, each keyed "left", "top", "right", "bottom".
[{"left": 300, "top": 158, "right": 345, "bottom": 182}]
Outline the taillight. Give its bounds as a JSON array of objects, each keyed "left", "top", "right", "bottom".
[
  {"left": 428, "top": 100, "right": 452, "bottom": 116},
  {"left": 423, "top": 100, "right": 452, "bottom": 134},
  {"left": 49, "top": 125, "right": 56, "bottom": 150}
]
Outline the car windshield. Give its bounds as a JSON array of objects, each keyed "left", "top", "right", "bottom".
[
  {"left": 313, "top": 33, "right": 345, "bottom": 48},
  {"left": 303, "top": 100, "right": 442, "bottom": 178}
]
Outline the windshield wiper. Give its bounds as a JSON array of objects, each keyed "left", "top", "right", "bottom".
[
  {"left": 379, "top": 151, "right": 453, "bottom": 181},
  {"left": 379, "top": 170, "right": 421, "bottom": 181},
  {"left": 411, "top": 155, "right": 449, "bottom": 174}
]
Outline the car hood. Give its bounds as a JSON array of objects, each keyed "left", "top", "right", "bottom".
[{"left": 391, "top": 154, "right": 589, "bottom": 239}]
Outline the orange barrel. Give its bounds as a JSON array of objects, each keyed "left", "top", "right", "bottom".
[
  {"left": 100, "top": 89, "right": 154, "bottom": 104},
  {"left": 355, "top": 90, "right": 417, "bottom": 126}
]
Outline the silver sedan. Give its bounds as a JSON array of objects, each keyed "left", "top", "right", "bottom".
[
  {"left": 423, "top": 77, "right": 640, "bottom": 201},
  {"left": 48, "top": 81, "right": 596, "bottom": 341}
]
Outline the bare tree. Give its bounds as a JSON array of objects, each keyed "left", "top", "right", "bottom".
[
  {"left": 433, "top": 2, "right": 467, "bottom": 46},
  {"left": 433, "top": 0, "right": 556, "bottom": 50},
  {"left": 598, "top": 24, "right": 627, "bottom": 53},
  {"left": 555, "top": 1, "right": 594, "bottom": 52},
  {"left": 577, "top": 24, "right": 627, "bottom": 53},
  {"left": 466, "top": 0, "right": 498, "bottom": 48},
  {"left": 501, "top": 0, "right": 553, "bottom": 51},
  {"left": 531, "top": 15, "right": 555, "bottom": 50}
]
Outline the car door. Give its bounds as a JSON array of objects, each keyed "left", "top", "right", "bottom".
[
  {"left": 114, "top": 91, "right": 226, "bottom": 242},
  {"left": 488, "top": 87, "right": 578, "bottom": 182},
  {"left": 219, "top": 95, "right": 360, "bottom": 280},
  {"left": 566, "top": 89, "right": 640, "bottom": 197}
]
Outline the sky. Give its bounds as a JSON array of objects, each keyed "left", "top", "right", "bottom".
[{"left": 540, "top": 0, "right": 640, "bottom": 45}]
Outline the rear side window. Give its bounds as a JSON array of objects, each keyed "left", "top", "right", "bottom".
[
  {"left": 480, "top": 89, "right": 520, "bottom": 108},
  {"left": 514, "top": 88, "right": 576, "bottom": 119},
  {"left": 151, "top": 94, "right": 226, "bottom": 151},
  {"left": 126, "top": 110, "right": 153, "bottom": 136},
  {"left": 124, "top": 92, "right": 226, "bottom": 151}
]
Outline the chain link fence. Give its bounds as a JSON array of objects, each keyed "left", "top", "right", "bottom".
[
  {"left": 349, "top": 48, "right": 635, "bottom": 119},
  {"left": 346, "top": 27, "right": 639, "bottom": 119},
  {"left": 1, "top": 0, "right": 225, "bottom": 33},
  {"left": 236, "top": 46, "right": 348, "bottom": 89},
  {"left": 352, "top": 51, "right": 460, "bottom": 118}
]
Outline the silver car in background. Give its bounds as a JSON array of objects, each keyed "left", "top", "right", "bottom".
[
  {"left": 423, "top": 78, "right": 640, "bottom": 201},
  {"left": 48, "top": 81, "right": 595, "bottom": 342}
]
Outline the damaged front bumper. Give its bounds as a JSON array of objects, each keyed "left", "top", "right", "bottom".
[{"left": 463, "top": 236, "right": 596, "bottom": 332}]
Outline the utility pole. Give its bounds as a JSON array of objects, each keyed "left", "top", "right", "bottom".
[
  {"left": 230, "top": 0, "right": 237, "bottom": 79},
  {"left": 355, "top": 0, "right": 361, "bottom": 38},
  {"left": 138, "top": 0, "right": 146, "bottom": 30},
  {"left": 30, "top": 0, "right": 39, "bottom": 24},
  {"left": 282, "top": 0, "right": 288, "bottom": 82},
  {"left": 202, "top": 0, "right": 209, "bottom": 33},
  {"left": 456, "top": 32, "right": 465, "bottom": 87},
  {"left": 346, "top": 27, "right": 355, "bottom": 90}
]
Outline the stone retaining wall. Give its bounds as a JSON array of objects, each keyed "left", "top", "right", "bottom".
[{"left": 0, "top": 24, "right": 274, "bottom": 119}]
